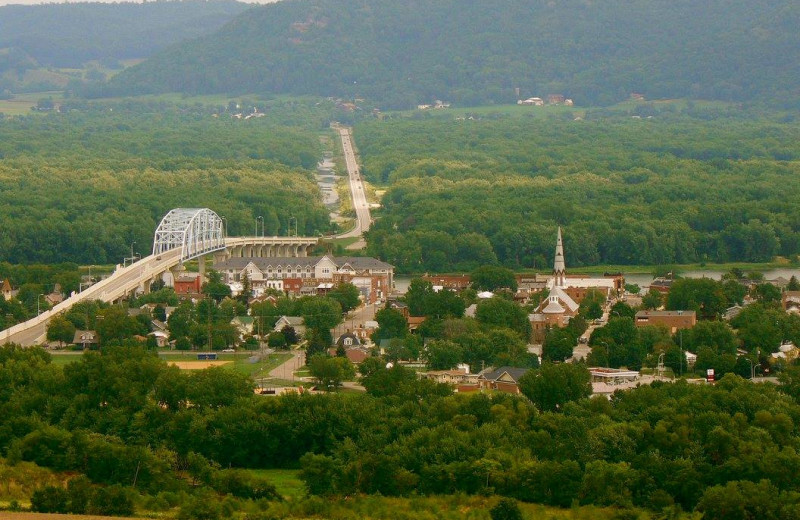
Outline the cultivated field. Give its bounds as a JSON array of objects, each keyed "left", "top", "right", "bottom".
[{"left": 0, "top": 514, "right": 148, "bottom": 520}]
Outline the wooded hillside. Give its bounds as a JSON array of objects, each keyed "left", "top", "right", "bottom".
[
  {"left": 0, "top": 1, "right": 249, "bottom": 69},
  {"left": 106, "top": 0, "right": 800, "bottom": 108}
]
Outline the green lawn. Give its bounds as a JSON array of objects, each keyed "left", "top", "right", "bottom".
[
  {"left": 248, "top": 469, "right": 305, "bottom": 499},
  {"left": 48, "top": 350, "right": 293, "bottom": 379}
]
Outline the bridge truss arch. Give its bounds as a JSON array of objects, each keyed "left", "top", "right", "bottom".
[{"left": 153, "top": 208, "right": 225, "bottom": 263}]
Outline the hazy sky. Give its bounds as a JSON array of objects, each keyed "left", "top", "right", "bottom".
[{"left": 0, "top": 0, "right": 280, "bottom": 5}]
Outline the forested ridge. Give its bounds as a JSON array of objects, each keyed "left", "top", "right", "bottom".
[
  {"left": 3, "top": 345, "right": 800, "bottom": 518},
  {"left": 358, "top": 110, "right": 800, "bottom": 272},
  {"left": 0, "top": 101, "right": 330, "bottom": 264},
  {"left": 106, "top": 0, "right": 800, "bottom": 108},
  {"left": 0, "top": 1, "right": 249, "bottom": 70}
]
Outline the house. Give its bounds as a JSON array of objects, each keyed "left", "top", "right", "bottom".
[
  {"left": 421, "top": 366, "right": 479, "bottom": 386},
  {"left": 407, "top": 316, "right": 426, "bottom": 332},
  {"left": 634, "top": 310, "right": 696, "bottom": 332},
  {"left": 73, "top": 330, "right": 99, "bottom": 349},
  {"left": 782, "top": 291, "right": 800, "bottom": 313},
  {"left": 174, "top": 275, "right": 202, "bottom": 295},
  {"left": 274, "top": 316, "right": 305, "bottom": 336},
  {"left": 232, "top": 316, "right": 255, "bottom": 337},
  {"left": 723, "top": 304, "right": 743, "bottom": 321},
  {"left": 44, "top": 285, "right": 64, "bottom": 306},
  {"left": 478, "top": 366, "right": 530, "bottom": 394},
  {"left": 630, "top": 93, "right": 645, "bottom": 101},
  {"left": 421, "top": 274, "right": 471, "bottom": 291},
  {"left": 649, "top": 277, "right": 674, "bottom": 294},
  {"left": 335, "top": 331, "right": 362, "bottom": 348},
  {"left": 518, "top": 97, "right": 544, "bottom": 106},
  {"left": 1, "top": 279, "right": 14, "bottom": 300},
  {"left": 151, "top": 319, "right": 169, "bottom": 334},
  {"left": 148, "top": 331, "right": 169, "bottom": 348},
  {"left": 771, "top": 342, "right": 799, "bottom": 363},
  {"left": 547, "top": 94, "right": 565, "bottom": 105}
]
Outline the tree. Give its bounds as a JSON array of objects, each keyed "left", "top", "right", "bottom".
[
  {"left": 300, "top": 297, "right": 342, "bottom": 332},
  {"left": 281, "top": 325, "right": 299, "bottom": 345},
  {"left": 475, "top": 297, "right": 531, "bottom": 338},
  {"left": 666, "top": 278, "right": 727, "bottom": 320},
  {"left": 202, "top": 269, "right": 231, "bottom": 303},
  {"left": 96, "top": 306, "right": 144, "bottom": 345},
  {"left": 542, "top": 327, "right": 576, "bottom": 362},
  {"left": 641, "top": 290, "right": 663, "bottom": 310},
  {"left": 489, "top": 498, "right": 523, "bottom": 520},
  {"left": 373, "top": 307, "right": 408, "bottom": 341},
  {"left": 472, "top": 265, "right": 518, "bottom": 292},
  {"left": 30, "top": 486, "right": 69, "bottom": 513},
  {"left": 609, "top": 301, "right": 636, "bottom": 320},
  {"left": 47, "top": 314, "right": 76, "bottom": 347},
  {"left": 328, "top": 282, "right": 361, "bottom": 313},
  {"left": 308, "top": 354, "right": 355, "bottom": 391},
  {"left": 518, "top": 362, "right": 591, "bottom": 412},
  {"left": 426, "top": 340, "right": 464, "bottom": 370}
]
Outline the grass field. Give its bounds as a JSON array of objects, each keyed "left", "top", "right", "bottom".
[
  {"left": 249, "top": 469, "right": 305, "bottom": 499},
  {"left": 0, "top": 92, "right": 63, "bottom": 116},
  {"left": 48, "top": 350, "right": 293, "bottom": 378}
]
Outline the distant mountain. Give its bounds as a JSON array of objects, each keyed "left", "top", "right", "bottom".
[
  {"left": 104, "top": 0, "right": 800, "bottom": 108},
  {"left": 0, "top": 1, "right": 251, "bottom": 68}
]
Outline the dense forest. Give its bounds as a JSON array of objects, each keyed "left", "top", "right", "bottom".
[
  {"left": 106, "top": 0, "right": 800, "bottom": 109},
  {"left": 2, "top": 345, "right": 800, "bottom": 518},
  {"left": 0, "top": 100, "right": 331, "bottom": 264},
  {"left": 358, "top": 109, "right": 800, "bottom": 271},
  {"left": 0, "top": 1, "right": 248, "bottom": 70}
]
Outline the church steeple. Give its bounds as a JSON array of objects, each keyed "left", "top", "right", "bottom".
[{"left": 553, "top": 226, "right": 566, "bottom": 287}]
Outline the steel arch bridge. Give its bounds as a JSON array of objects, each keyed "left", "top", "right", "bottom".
[{"left": 152, "top": 208, "right": 225, "bottom": 263}]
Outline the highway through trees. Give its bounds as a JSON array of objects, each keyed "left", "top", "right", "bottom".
[{"left": 335, "top": 126, "right": 372, "bottom": 241}]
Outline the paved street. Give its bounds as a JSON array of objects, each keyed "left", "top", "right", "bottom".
[{"left": 335, "top": 126, "right": 371, "bottom": 243}]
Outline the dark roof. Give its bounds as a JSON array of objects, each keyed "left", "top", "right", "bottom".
[
  {"left": 479, "top": 366, "right": 530, "bottom": 383},
  {"left": 336, "top": 332, "right": 362, "bottom": 346},
  {"left": 635, "top": 310, "right": 696, "bottom": 318},
  {"left": 73, "top": 330, "right": 99, "bottom": 344}
]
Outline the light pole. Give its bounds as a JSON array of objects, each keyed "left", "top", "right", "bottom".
[
  {"left": 221, "top": 216, "right": 227, "bottom": 238},
  {"left": 256, "top": 216, "right": 263, "bottom": 237},
  {"left": 130, "top": 241, "right": 136, "bottom": 263}
]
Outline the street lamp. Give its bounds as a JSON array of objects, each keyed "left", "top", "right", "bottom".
[
  {"left": 221, "top": 216, "right": 227, "bottom": 238},
  {"left": 130, "top": 241, "right": 136, "bottom": 263},
  {"left": 256, "top": 216, "right": 263, "bottom": 237}
]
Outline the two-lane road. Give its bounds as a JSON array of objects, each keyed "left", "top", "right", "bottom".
[{"left": 336, "top": 127, "right": 372, "bottom": 240}]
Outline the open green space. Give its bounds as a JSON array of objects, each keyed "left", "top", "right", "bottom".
[{"left": 247, "top": 469, "right": 305, "bottom": 500}]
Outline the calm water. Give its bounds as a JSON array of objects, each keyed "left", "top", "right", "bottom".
[{"left": 394, "top": 268, "right": 800, "bottom": 295}]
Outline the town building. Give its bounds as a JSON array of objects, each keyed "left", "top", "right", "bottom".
[
  {"left": 634, "top": 310, "right": 696, "bottom": 332},
  {"left": 477, "top": 366, "right": 530, "bottom": 394},
  {"left": 528, "top": 227, "right": 620, "bottom": 341},
  {"left": 174, "top": 274, "right": 203, "bottom": 295},
  {"left": 214, "top": 255, "right": 394, "bottom": 304},
  {"left": 783, "top": 291, "right": 800, "bottom": 313},
  {"left": 73, "top": 330, "right": 99, "bottom": 349}
]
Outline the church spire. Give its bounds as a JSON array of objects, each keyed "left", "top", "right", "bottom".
[{"left": 553, "top": 226, "right": 566, "bottom": 287}]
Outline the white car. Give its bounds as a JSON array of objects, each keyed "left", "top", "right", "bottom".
[{"left": 222, "top": 348, "right": 235, "bottom": 353}]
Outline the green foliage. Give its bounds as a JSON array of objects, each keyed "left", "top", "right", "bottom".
[
  {"left": 327, "top": 282, "right": 361, "bottom": 313},
  {"left": 665, "top": 278, "right": 728, "bottom": 319},
  {"left": 308, "top": 354, "right": 356, "bottom": 391},
  {"left": 471, "top": 266, "right": 518, "bottom": 292},
  {"left": 518, "top": 362, "right": 591, "bottom": 412},
  {"left": 361, "top": 116, "right": 800, "bottom": 272},
  {"left": 373, "top": 307, "right": 408, "bottom": 341},
  {"left": 475, "top": 297, "right": 531, "bottom": 338},
  {"left": 489, "top": 498, "right": 523, "bottom": 520},
  {"left": 542, "top": 327, "right": 577, "bottom": 362},
  {"left": 0, "top": 107, "right": 329, "bottom": 264},
  {"left": 108, "top": 0, "right": 800, "bottom": 109}
]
